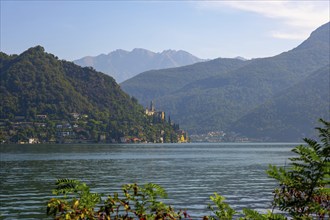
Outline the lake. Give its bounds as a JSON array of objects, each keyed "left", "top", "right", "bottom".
[{"left": 0, "top": 143, "right": 297, "bottom": 219}]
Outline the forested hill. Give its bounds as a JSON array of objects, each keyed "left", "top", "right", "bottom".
[
  {"left": 120, "top": 22, "right": 330, "bottom": 140},
  {"left": 121, "top": 57, "right": 248, "bottom": 107},
  {"left": 231, "top": 64, "right": 330, "bottom": 141},
  {"left": 1, "top": 46, "right": 138, "bottom": 119},
  {"left": 0, "top": 46, "right": 179, "bottom": 143}
]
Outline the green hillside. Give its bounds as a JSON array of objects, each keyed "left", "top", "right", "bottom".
[
  {"left": 121, "top": 22, "right": 330, "bottom": 138},
  {"left": 121, "top": 58, "right": 248, "bottom": 107},
  {"left": 0, "top": 46, "right": 180, "bottom": 143},
  {"left": 231, "top": 65, "right": 330, "bottom": 141}
]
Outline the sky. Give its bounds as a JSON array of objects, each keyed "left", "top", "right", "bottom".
[{"left": 1, "top": 1, "right": 329, "bottom": 61}]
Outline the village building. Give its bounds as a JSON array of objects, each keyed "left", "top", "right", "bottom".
[
  {"left": 177, "top": 130, "right": 188, "bottom": 143},
  {"left": 36, "top": 114, "right": 47, "bottom": 120},
  {"left": 70, "top": 113, "right": 80, "bottom": 120},
  {"left": 28, "top": 138, "right": 40, "bottom": 144}
]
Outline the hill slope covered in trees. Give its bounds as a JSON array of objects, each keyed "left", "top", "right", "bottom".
[
  {"left": 0, "top": 46, "right": 180, "bottom": 143},
  {"left": 231, "top": 64, "right": 330, "bottom": 141}
]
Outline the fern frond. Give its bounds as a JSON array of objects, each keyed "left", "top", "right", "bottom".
[
  {"left": 53, "top": 179, "right": 81, "bottom": 195},
  {"left": 242, "top": 208, "right": 267, "bottom": 220},
  {"left": 144, "top": 183, "right": 168, "bottom": 198},
  {"left": 316, "top": 118, "right": 330, "bottom": 145}
]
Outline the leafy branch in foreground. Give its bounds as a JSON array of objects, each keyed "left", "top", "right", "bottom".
[
  {"left": 205, "top": 194, "right": 286, "bottom": 220},
  {"left": 47, "top": 179, "right": 101, "bottom": 219},
  {"left": 267, "top": 119, "right": 330, "bottom": 219},
  {"left": 47, "top": 180, "right": 189, "bottom": 220}
]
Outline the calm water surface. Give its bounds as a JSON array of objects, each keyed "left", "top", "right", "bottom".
[{"left": 0, "top": 143, "right": 296, "bottom": 219}]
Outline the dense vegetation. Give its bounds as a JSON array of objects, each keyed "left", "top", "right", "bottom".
[
  {"left": 47, "top": 120, "right": 330, "bottom": 219},
  {"left": 231, "top": 65, "right": 330, "bottom": 141},
  {"left": 0, "top": 46, "right": 180, "bottom": 143},
  {"left": 121, "top": 22, "right": 330, "bottom": 140}
]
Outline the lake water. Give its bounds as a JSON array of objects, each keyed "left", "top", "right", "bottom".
[{"left": 0, "top": 143, "right": 297, "bottom": 219}]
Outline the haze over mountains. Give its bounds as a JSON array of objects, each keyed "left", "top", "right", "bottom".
[
  {"left": 121, "top": 22, "right": 330, "bottom": 141},
  {"left": 74, "top": 48, "right": 205, "bottom": 83}
]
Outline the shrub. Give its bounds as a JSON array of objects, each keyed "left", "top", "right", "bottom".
[{"left": 47, "top": 179, "right": 188, "bottom": 220}]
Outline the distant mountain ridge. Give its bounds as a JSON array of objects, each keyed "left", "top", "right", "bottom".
[
  {"left": 74, "top": 48, "right": 205, "bottom": 83},
  {"left": 121, "top": 22, "right": 330, "bottom": 140}
]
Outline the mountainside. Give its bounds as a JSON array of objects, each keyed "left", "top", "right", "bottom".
[
  {"left": 0, "top": 46, "right": 180, "bottom": 143},
  {"left": 231, "top": 64, "right": 330, "bottom": 141},
  {"left": 121, "top": 58, "right": 248, "bottom": 107},
  {"left": 74, "top": 48, "right": 204, "bottom": 83},
  {"left": 121, "top": 22, "right": 330, "bottom": 139}
]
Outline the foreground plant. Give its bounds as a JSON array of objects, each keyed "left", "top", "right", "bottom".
[
  {"left": 267, "top": 119, "right": 330, "bottom": 219},
  {"left": 206, "top": 119, "right": 329, "bottom": 219},
  {"left": 205, "top": 193, "right": 286, "bottom": 220},
  {"left": 47, "top": 179, "right": 188, "bottom": 220},
  {"left": 47, "top": 179, "right": 101, "bottom": 219}
]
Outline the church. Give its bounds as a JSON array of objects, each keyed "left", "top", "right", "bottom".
[{"left": 145, "top": 101, "right": 165, "bottom": 121}]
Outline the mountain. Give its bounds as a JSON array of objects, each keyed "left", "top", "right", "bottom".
[
  {"left": 121, "top": 58, "right": 248, "bottom": 107},
  {"left": 0, "top": 46, "right": 179, "bottom": 143},
  {"left": 121, "top": 22, "right": 330, "bottom": 139},
  {"left": 73, "top": 48, "right": 205, "bottom": 83},
  {"left": 234, "top": 56, "right": 247, "bottom": 61},
  {"left": 231, "top": 64, "right": 330, "bottom": 141}
]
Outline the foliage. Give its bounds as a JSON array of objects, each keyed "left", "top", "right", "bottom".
[
  {"left": 205, "top": 193, "right": 286, "bottom": 220},
  {"left": 206, "top": 193, "right": 236, "bottom": 219},
  {"left": 203, "top": 119, "right": 329, "bottom": 220},
  {"left": 47, "top": 179, "right": 188, "bottom": 220},
  {"left": 47, "top": 179, "right": 101, "bottom": 219},
  {"left": 267, "top": 119, "right": 330, "bottom": 219},
  {"left": 102, "top": 183, "right": 187, "bottom": 220}
]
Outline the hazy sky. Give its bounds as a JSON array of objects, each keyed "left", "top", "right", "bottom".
[{"left": 1, "top": 1, "right": 329, "bottom": 61}]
